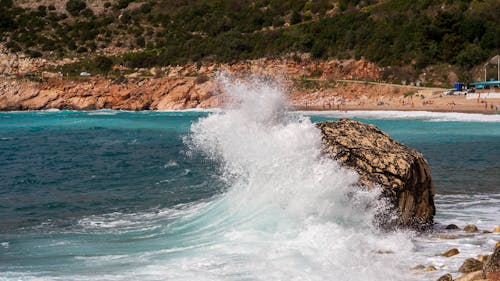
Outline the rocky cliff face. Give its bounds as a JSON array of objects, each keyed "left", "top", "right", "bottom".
[
  {"left": 0, "top": 77, "right": 223, "bottom": 111},
  {"left": 0, "top": 46, "right": 50, "bottom": 74},
  {"left": 317, "top": 119, "right": 435, "bottom": 229},
  {"left": 0, "top": 55, "right": 388, "bottom": 111}
]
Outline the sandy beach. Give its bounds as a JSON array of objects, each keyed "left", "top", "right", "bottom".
[{"left": 291, "top": 88, "right": 500, "bottom": 114}]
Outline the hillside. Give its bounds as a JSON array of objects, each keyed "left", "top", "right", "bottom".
[{"left": 1, "top": 0, "right": 499, "bottom": 83}]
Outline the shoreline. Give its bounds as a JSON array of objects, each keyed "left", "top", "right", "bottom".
[
  {"left": 1, "top": 76, "right": 500, "bottom": 115},
  {"left": 2, "top": 106, "right": 500, "bottom": 115},
  {"left": 291, "top": 93, "right": 500, "bottom": 115},
  {"left": 294, "top": 106, "right": 500, "bottom": 115},
  {"left": 2, "top": 107, "right": 500, "bottom": 115}
]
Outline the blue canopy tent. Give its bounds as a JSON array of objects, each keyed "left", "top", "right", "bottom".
[{"left": 469, "top": 80, "right": 500, "bottom": 89}]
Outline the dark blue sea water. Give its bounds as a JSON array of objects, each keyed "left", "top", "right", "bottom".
[
  {"left": 0, "top": 111, "right": 218, "bottom": 232},
  {"left": 0, "top": 108, "right": 499, "bottom": 280}
]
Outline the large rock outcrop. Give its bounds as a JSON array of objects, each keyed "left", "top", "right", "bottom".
[
  {"left": 484, "top": 245, "right": 500, "bottom": 279},
  {"left": 317, "top": 119, "right": 435, "bottom": 229}
]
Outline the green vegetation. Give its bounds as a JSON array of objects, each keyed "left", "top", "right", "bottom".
[
  {"left": 57, "top": 57, "right": 118, "bottom": 77},
  {"left": 1, "top": 0, "right": 498, "bottom": 76},
  {"left": 293, "top": 75, "right": 337, "bottom": 90},
  {"left": 66, "top": 0, "right": 87, "bottom": 16},
  {"left": 403, "top": 89, "right": 417, "bottom": 98}
]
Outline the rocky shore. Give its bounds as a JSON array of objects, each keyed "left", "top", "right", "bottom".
[
  {"left": 0, "top": 77, "right": 221, "bottom": 111},
  {"left": 2, "top": 74, "right": 499, "bottom": 113},
  {"left": 316, "top": 119, "right": 499, "bottom": 281},
  {"left": 0, "top": 54, "right": 389, "bottom": 111},
  {"left": 430, "top": 224, "right": 500, "bottom": 281}
]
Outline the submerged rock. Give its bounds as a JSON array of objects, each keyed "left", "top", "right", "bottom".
[
  {"left": 442, "top": 248, "right": 460, "bottom": 257},
  {"left": 459, "top": 258, "right": 483, "bottom": 273},
  {"left": 433, "top": 234, "right": 458, "bottom": 240},
  {"left": 412, "top": 264, "right": 425, "bottom": 270},
  {"left": 425, "top": 265, "right": 437, "bottom": 272},
  {"left": 436, "top": 273, "right": 453, "bottom": 281},
  {"left": 446, "top": 224, "right": 460, "bottom": 230},
  {"left": 493, "top": 225, "right": 500, "bottom": 233},
  {"left": 317, "top": 119, "right": 435, "bottom": 229},
  {"left": 464, "top": 224, "right": 479, "bottom": 232}
]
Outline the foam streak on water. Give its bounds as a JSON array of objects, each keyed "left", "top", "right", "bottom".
[
  {"left": 181, "top": 76, "right": 415, "bottom": 280},
  {"left": 307, "top": 110, "right": 500, "bottom": 122}
]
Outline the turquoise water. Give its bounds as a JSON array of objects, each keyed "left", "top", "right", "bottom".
[{"left": 1, "top": 109, "right": 499, "bottom": 280}]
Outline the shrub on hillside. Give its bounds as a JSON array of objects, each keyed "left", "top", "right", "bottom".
[
  {"left": 95, "top": 56, "right": 113, "bottom": 73},
  {"left": 66, "top": 0, "right": 86, "bottom": 16}
]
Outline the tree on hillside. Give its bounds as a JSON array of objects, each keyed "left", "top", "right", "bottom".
[
  {"left": 290, "top": 11, "right": 302, "bottom": 25},
  {"left": 66, "top": 0, "right": 87, "bottom": 16},
  {"left": 0, "top": 0, "right": 15, "bottom": 32},
  {"left": 0, "top": 0, "right": 13, "bottom": 8},
  {"left": 95, "top": 56, "right": 113, "bottom": 75}
]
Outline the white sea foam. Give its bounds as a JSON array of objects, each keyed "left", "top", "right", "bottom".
[
  {"left": 75, "top": 202, "right": 212, "bottom": 234},
  {"left": 77, "top": 211, "right": 164, "bottom": 232},
  {"left": 435, "top": 193, "right": 500, "bottom": 230},
  {"left": 177, "top": 75, "right": 416, "bottom": 280},
  {"left": 163, "top": 160, "right": 179, "bottom": 168},
  {"left": 306, "top": 110, "right": 500, "bottom": 122},
  {"left": 155, "top": 108, "right": 221, "bottom": 113},
  {"left": 413, "top": 230, "right": 500, "bottom": 280},
  {"left": 43, "top": 108, "right": 61, "bottom": 112},
  {"left": 87, "top": 110, "right": 118, "bottom": 116}
]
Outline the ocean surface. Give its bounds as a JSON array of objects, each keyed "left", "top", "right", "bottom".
[{"left": 1, "top": 80, "right": 499, "bottom": 281}]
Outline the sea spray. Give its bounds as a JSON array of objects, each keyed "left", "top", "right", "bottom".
[
  {"left": 185, "top": 75, "right": 416, "bottom": 280},
  {"left": 2, "top": 109, "right": 500, "bottom": 280}
]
